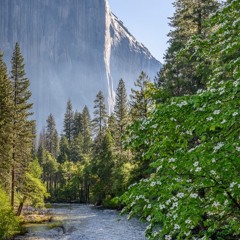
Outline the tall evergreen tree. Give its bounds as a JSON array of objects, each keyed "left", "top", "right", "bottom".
[
  {"left": 81, "top": 106, "right": 92, "bottom": 154},
  {"left": 63, "top": 100, "right": 74, "bottom": 143},
  {"left": 10, "top": 42, "right": 34, "bottom": 207},
  {"left": 57, "top": 135, "right": 69, "bottom": 164},
  {"left": 70, "top": 133, "right": 84, "bottom": 162},
  {"left": 130, "top": 71, "right": 151, "bottom": 120},
  {"left": 45, "top": 113, "right": 59, "bottom": 158},
  {"left": 92, "top": 91, "right": 108, "bottom": 144},
  {"left": 0, "top": 52, "right": 13, "bottom": 191},
  {"left": 92, "top": 130, "right": 115, "bottom": 205},
  {"left": 114, "top": 79, "right": 129, "bottom": 150},
  {"left": 37, "top": 129, "right": 46, "bottom": 166},
  {"left": 156, "top": 0, "right": 219, "bottom": 97},
  {"left": 73, "top": 111, "right": 82, "bottom": 139}
]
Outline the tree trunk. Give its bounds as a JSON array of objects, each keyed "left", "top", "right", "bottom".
[
  {"left": 16, "top": 196, "right": 27, "bottom": 216},
  {"left": 11, "top": 162, "right": 15, "bottom": 207}
]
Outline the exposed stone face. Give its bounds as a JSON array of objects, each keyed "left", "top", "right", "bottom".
[{"left": 0, "top": 0, "right": 161, "bottom": 131}]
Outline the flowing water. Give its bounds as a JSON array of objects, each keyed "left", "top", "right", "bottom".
[{"left": 15, "top": 204, "right": 147, "bottom": 240}]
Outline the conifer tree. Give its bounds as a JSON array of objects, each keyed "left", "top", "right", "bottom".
[
  {"left": 92, "top": 130, "right": 114, "bottom": 205},
  {"left": 63, "top": 100, "right": 74, "bottom": 143},
  {"left": 10, "top": 43, "right": 34, "bottom": 207},
  {"left": 57, "top": 135, "right": 69, "bottom": 164},
  {"left": 37, "top": 129, "right": 46, "bottom": 166},
  {"left": 92, "top": 91, "right": 108, "bottom": 144},
  {"left": 81, "top": 106, "right": 92, "bottom": 154},
  {"left": 70, "top": 133, "right": 84, "bottom": 162},
  {"left": 108, "top": 113, "right": 117, "bottom": 143},
  {"left": 73, "top": 111, "right": 82, "bottom": 139},
  {"left": 114, "top": 79, "right": 129, "bottom": 150},
  {"left": 130, "top": 71, "right": 151, "bottom": 120},
  {"left": 0, "top": 52, "right": 13, "bottom": 191},
  {"left": 156, "top": 0, "right": 219, "bottom": 97},
  {"left": 45, "top": 113, "right": 59, "bottom": 158}
]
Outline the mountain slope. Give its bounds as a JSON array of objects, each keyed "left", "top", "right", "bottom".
[{"left": 0, "top": 0, "right": 161, "bottom": 130}]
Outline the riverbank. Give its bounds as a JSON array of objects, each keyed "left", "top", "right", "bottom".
[{"left": 20, "top": 206, "right": 52, "bottom": 224}]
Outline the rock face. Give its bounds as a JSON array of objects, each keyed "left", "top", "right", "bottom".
[{"left": 0, "top": 0, "right": 161, "bottom": 131}]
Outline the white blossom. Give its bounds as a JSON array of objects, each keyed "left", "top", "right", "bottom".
[
  {"left": 152, "top": 124, "right": 158, "bottom": 129},
  {"left": 186, "top": 130, "right": 192, "bottom": 135},
  {"left": 233, "top": 80, "right": 239, "bottom": 87},
  {"left": 174, "top": 224, "right": 180, "bottom": 230},
  {"left": 213, "top": 110, "right": 220, "bottom": 115},
  {"left": 172, "top": 214, "right": 177, "bottom": 220},
  {"left": 172, "top": 202, "right": 178, "bottom": 208},
  {"left": 169, "top": 158, "right": 176, "bottom": 163},
  {"left": 147, "top": 204, "right": 152, "bottom": 209},
  {"left": 221, "top": 119, "right": 227, "bottom": 124},
  {"left": 185, "top": 219, "right": 192, "bottom": 224},
  {"left": 177, "top": 100, "right": 187, "bottom": 108},
  {"left": 206, "top": 117, "right": 213, "bottom": 121},
  {"left": 190, "top": 193, "right": 198, "bottom": 199},
  {"left": 130, "top": 201, "right": 136, "bottom": 207},
  {"left": 230, "top": 182, "right": 237, "bottom": 188},
  {"left": 193, "top": 161, "right": 199, "bottom": 167},
  {"left": 212, "top": 201, "right": 220, "bottom": 207},
  {"left": 236, "top": 147, "right": 240, "bottom": 152},
  {"left": 150, "top": 182, "right": 156, "bottom": 187},
  {"left": 166, "top": 199, "right": 171, "bottom": 205},
  {"left": 165, "top": 235, "right": 172, "bottom": 240},
  {"left": 232, "top": 112, "right": 238, "bottom": 116},
  {"left": 176, "top": 192, "right": 185, "bottom": 198},
  {"left": 195, "top": 167, "right": 202, "bottom": 172},
  {"left": 224, "top": 200, "right": 229, "bottom": 206},
  {"left": 156, "top": 165, "right": 162, "bottom": 172},
  {"left": 213, "top": 142, "right": 224, "bottom": 152},
  {"left": 146, "top": 215, "right": 151, "bottom": 222},
  {"left": 212, "top": 158, "right": 216, "bottom": 163},
  {"left": 215, "top": 100, "right": 222, "bottom": 104},
  {"left": 159, "top": 204, "right": 166, "bottom": 210},
  {"left": 210, "top": 170, "right": 216, "bottom": 175}
]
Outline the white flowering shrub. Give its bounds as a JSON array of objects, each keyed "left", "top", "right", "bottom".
[{"left": 121, "top": 1, "right": 240, "bottom": 239}]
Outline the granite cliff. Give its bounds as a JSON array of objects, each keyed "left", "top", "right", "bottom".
[{"left": 0, "top": 0, "right": 161, "bottom": 130}]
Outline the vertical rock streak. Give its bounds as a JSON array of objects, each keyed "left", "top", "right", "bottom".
[{"left": 104, "top": 0, "right": 115, "bottom": 113}]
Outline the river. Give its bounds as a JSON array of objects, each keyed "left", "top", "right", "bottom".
[{"left": 15, "top": 204, "right": 147, "bottom": 240}]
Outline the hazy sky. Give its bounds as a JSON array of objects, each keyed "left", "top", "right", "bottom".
[{"left": 108, "top": 0, "right": 175, "bottom": 63}]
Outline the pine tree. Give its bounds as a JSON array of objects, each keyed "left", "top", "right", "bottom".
[
  {"left": 92, "top": 130, "right": 114, "bottom": 205},
  {"left": 130, "top": 71, "right": 151, "bottom": 120},
  {"left": 108, "top": 113, "right": 117, "bottom": 143},
  {"left": 0, "top": 51, "right": 13, "bottom": 191},
  {"left": 37, "top": 129, "right": 46, "bottom": 166},
  {"left": 73, "top": 111, "right": 82, "bottom": 139},
  {"left": 70, "top": 133, "right": 84, "bottom": 162},
  {"left": 81, "top": 106, "right": 92, "bottom": 154},
  {"left": 114, "top": 79, "right": 129, "bottom": 150},
  {"left": 63, "top": 100, "right": 74, "bottom": 143},
  {"left": 156, "top": 0, "right": 219, "bottom": 97},
  {"left": 57, "top": 135, "right": 69, "bottom": 164},
  {"left": 45, "top": 113, "right": 59, "bottom": 158},
  {"left": 10, "top": 42, "right": 34, "bottom": 207},
  {"left": 92, "top": 91, "right": 108, "bottom": 144}
]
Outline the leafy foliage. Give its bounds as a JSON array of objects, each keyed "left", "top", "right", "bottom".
[
  {"left": 0, "top": 187, "right": 20, "bottom": 239},
  {"left": 121, "top": 1, "right": 240, "bottom": 239}
]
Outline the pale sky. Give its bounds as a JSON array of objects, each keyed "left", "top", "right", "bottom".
[{"left": 108, "top": 0, "right": 175, "bottom": 63}]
